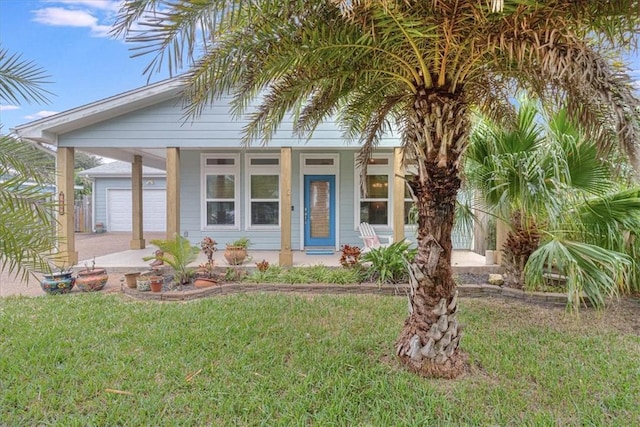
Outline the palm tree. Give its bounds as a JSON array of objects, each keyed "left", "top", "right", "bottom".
[
  {"left": 0, "top": 46, "right": 58, "bottom": 280},
  {"left": 465, "top": 98, "right": 640, "bottom": 309},
  {"left": 113, "top": 1, "right": 640, "bottom": 378}
]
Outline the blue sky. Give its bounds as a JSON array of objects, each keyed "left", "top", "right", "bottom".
[
  {"left": 0, "top": 0, "right": 169, "bottom": 134},
  {"left": 1, "top": 0, "right": 640, "bottom": 136}
]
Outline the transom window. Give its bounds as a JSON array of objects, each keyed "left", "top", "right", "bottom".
[{"left": 202, "top": 154, "right": 239, "bottom": 229}]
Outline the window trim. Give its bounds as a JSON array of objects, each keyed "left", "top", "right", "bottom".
[
  {"left": 354, "top": 153, "right": 393, "bottom": 228},
  {"left": 244, "top": 153, "right": 281, "bottom": 230},
  {"left": 201, "top": 153, "right": 240, "bottom": 230}
]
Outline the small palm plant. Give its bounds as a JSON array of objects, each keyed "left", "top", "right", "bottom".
[
  {"left": 361, "top": 241, "right": 416, "bottom": 285},
  {"left": 144, "top": 234, "right": 200, "bottom": 285}
]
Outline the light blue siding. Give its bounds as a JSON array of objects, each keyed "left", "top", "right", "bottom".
[{"left": 58, "top": 97, "right": 400, "bottom": 149}]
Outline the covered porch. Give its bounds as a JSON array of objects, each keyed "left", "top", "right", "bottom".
[{"left": 82, "top": 244, "right": 499, "bottom": 276}]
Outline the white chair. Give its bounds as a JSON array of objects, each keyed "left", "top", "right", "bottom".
[{"left": 358, "top": 222, "right": 393, "bottom": 253}]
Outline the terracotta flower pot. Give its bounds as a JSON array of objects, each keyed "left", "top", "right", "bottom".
[
  {"left": 124, "top": 272, "right": 141, "bottom": 289},
  {"left": 76, "top": 268, "right": 108, "bottom": 292},
  {"left": 193, "top": 277, "right": 217, "bottom": 288},
  {"left": 224, "top": 246, "right": 247, "bottom": 265},
  {"left": 149, "top": 276, "right": 163, "bottom": 292}
]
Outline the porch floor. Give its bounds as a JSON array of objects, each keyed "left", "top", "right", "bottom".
[{"left": 80, "top": 247, "right": 501, "bottom": 275}]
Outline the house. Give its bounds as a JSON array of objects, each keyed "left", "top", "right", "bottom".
[
  {"left": 13, "top": 76, "right": 473, "bottom": 266},
  {"left": 79, "top": 161, "right": 167, "bottom": 232}
]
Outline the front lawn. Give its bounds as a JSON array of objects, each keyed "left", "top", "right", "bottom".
[{"left": 0, "top": 294, "right": 638, "bottom": 425}]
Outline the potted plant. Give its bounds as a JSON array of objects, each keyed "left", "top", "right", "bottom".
[
  {"left": 149, "top": 275, "right": 164, "bottom": 292},
  {"left": 75, "top": 259, "right": 109, "bottom": 292},
  {"left": 123, "top": 272, "right": 141, "bottom": 289},
  {"left": 224, "top": 237, "right": 250, "bottom": 265},
  {"left": 143, "top": 234, "right": 199, "bottom": 287},
  {"left": 40, "top": 265, "right": 76, "bottom": 295},
  {"left": 136, "top": 273, "right": 152, "bottom": 292},
  {"left": 194, "top": 237, "right": 218, "bottom": 288}
]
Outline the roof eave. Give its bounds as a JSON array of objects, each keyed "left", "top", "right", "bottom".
[{"left": 12, "top": 77, "right": 186, "bottom": 145}]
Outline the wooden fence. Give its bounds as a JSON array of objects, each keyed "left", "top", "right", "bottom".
[{"left": 74, "top": 196, "right": 92, "bottom": 232}]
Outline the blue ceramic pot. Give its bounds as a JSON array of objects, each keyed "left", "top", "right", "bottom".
[{"left": 41, "top": 271, "right": 75, "bottom": 295}]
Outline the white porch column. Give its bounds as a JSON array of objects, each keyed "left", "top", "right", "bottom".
[
  {"left": 56, "top": 147, "right": 78, "bottom": 266},
  {"left": 279, "top": 147, "right": 293, "bottom": 266},
  {"left": 166, "top": 147, "right": 180, "bottom": 239},
  {"left": 130, "top": 155, "right": 145, "bottom": 249}
]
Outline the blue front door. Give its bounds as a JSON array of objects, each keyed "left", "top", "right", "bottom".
[{"left": 304, "top": 175, "right": 335, "bottom": 247}]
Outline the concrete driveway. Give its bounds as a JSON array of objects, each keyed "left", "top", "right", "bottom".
[{"left": 0, "top": 232, "right": 165, "bottom": 297}]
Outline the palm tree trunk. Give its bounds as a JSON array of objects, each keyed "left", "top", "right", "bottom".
[{"left": 395, "top": 89, "right": 468, "bottom": 378}]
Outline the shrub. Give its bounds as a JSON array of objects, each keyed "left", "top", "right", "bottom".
[
  {"left": 339, "top": 244, "right": 362, "bottom": 268},
  {"left": 361, "top": 241, "right": 416, "bottom": 284},
  {"left": 145, "top": 235, "right": 199, "bottom": 285}
]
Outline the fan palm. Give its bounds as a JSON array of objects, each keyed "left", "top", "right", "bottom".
[
  {"left": 466, "top": 99, "right": 640, "bottom": 309},
  {"left": 114, "top": 1, "right": 640, "bottom": 378},
  {"left": 0, "top": 46, "right": 58, "bottom": 280}
]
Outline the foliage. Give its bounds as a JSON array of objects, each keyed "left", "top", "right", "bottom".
[
  {"left": 525, "top": 238, "right": 631, "bottom": 312},
  {"left": 225, "top": 266, "right": 247, "bottom": 282},
  {"left": 0, "top": 45, "right": 52, "bottom": 105},
  {"left": 465, "top": 100, "right": 640, "bottom": 308},
  {"left": 256, "top": 259, "right": 269, "bottom": 272},
  {"left": 361, "top": 241, "right": 416, "bottom": 285},
  {"left": 226, "top": 236, "right": 250, "bottom": 249},
  {"left": 243, "top": 264, "right": 363, "bottom": 285},
  {"left": 195, "top": 261, "right": 216, "bottom": 280},
  {"left": 145, "top": 234, "right": 199, "bottom": 285},
  {"left": 245, "top": 264, "right": 282, "bottom": 283},
  {"left": 339, "top": 244, "right": 361, "bottom": 268},
  {"left": 0, "top": 46, "right": 59, "bottom": 280},
  {"left": 200, "top": 236, "right": 217, "bottom": 263},
  {"left": 2, "top": 294, "right": 639, "bottom": 425}
]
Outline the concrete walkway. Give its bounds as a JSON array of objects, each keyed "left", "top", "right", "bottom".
[{"left": 0, "top": 232, "right": 499, "bottom": 298}]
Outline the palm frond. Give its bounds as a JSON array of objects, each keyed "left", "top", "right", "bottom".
[
  {"left": 0, "top": 136, "right": 59, "bottom": 279},
  {"left": 0, "top": 46, "right": 52, "bottom": 105},
  {"left": 525, "top": 238, "right": 630, "bottom": 311}
]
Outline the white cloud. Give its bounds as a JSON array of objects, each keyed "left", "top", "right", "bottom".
[
  {"left": 24, "top": 110, "right": 59, "bottom": 120},
  {"left": 32, "top": 1, "right": 122, "bottom": 37},
  {"left": 0, "top": 105, "right": 20, "bottom": 112},
  {"left": 44, "top": 0, "right": 121, "bottom": 12},
  {"left": 34, "top": 7, "right": 99, "bottom": 27}
]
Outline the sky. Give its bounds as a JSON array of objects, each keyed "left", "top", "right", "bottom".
[
  {"left": 2, "top": 0, "right": 640, "bottom": 137},
  {"left": 0, "top": 0, "right": 170, "bottom": 135}
]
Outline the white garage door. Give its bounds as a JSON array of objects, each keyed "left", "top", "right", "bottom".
[{"left": 106, "top": 189, "right": 166, "bottom": 232}]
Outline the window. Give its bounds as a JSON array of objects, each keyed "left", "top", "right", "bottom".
[
  {"left": 360, "top": 175, "right": 389, "bottom": 224},
  {"left": 202, "top": 154, "right": 239, "bottom": 228},
  {"left": 358, "top": 155, "right": 391, "bottom": 226},
  {"left": 247, "top": 155, "right": 280, "bottom": 227}
]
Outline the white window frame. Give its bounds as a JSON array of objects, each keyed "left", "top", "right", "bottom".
[
  {"left": 201, "top": 153, "right": 240, "bottom": 230},
  {"left": 354, "top": 154, "right": 393, "bottom": 228},
  {"left": 245, "top": 153, "right": 281, "bottom": 230}
]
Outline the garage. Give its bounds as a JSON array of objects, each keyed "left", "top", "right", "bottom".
[{"left": 106, "top": 189, "right": 166, "bottom": 232}]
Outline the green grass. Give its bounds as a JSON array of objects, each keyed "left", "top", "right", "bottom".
[{"left": 1, "top": 294, "right": 638, "bottom": 425}]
